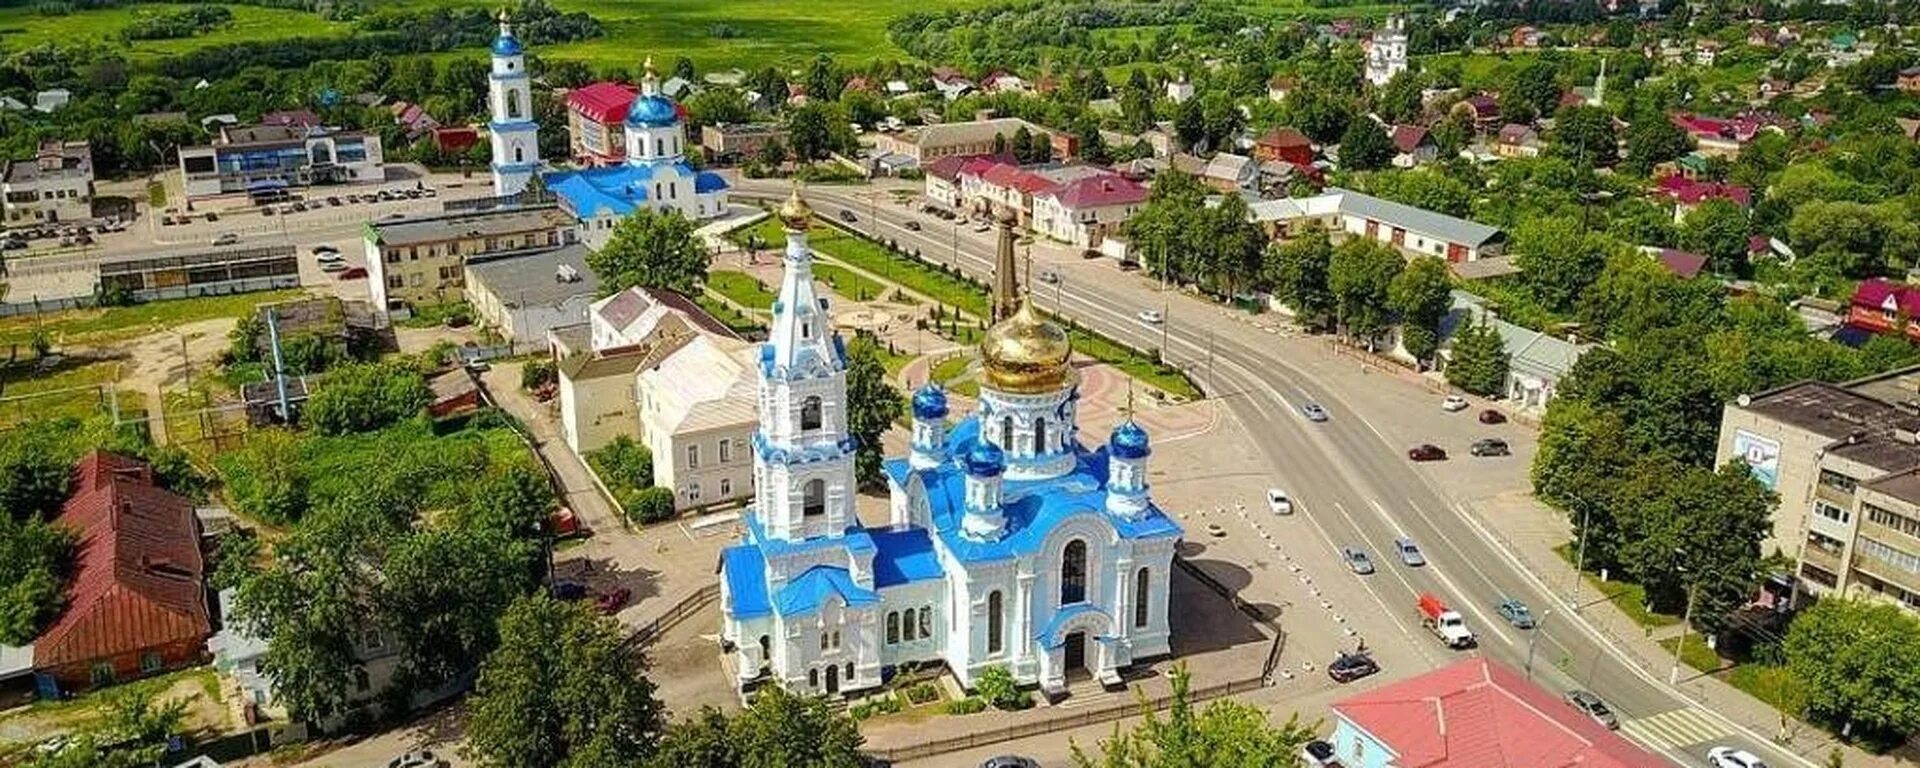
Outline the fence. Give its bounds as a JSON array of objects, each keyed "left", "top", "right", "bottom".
[
  {"left": 627, "top": 583, "right": 722, "bottom": 648},
  {"left": 870, "top": 675, "right": 1268, "bottom": 763}
]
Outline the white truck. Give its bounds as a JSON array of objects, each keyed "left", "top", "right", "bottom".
[{"left": 1417, "top": 593, "right": 1476, "bottom": 649}]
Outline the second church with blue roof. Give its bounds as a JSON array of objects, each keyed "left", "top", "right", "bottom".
[{"left": 718, "top": 191, "right": 1180, "bottom": 700}]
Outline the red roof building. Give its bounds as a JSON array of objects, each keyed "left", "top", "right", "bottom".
[
  {"left": 1848, "top": 278, "right": 1920, "bottom": 343},
  {"left": 1653, "top": 175, "right": 1752, "bottom": 217},
  {"left": 1331, "top": 658, "right": 1666, "bottom": 768},
  {"left": 1253, "top": 127, "right": 1315, "bottom": 166},
  {"left": 1655, "top": 248, "right": 1709, "bottom": 279},
  {"left": 566, "top": 81, "right": 640, "bottom": 166},
  {"left": 33, "top": 452, "right": 208, "bottom": 695}
]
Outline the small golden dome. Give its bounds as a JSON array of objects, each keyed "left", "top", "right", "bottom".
[
  {"left": 778, "top": 185, "right": 813, "bottom": 230},
  {"left": 980, "top": 300, "right": 1073, "bottom": 394}
]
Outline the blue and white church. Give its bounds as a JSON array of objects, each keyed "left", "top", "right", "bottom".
[
  {"left": 718, "top": 189, "right": 1182, "bottom": 700},
  {"left": 541, "top": 56, "right": 730, "bottom": 249},
  {"left": 486, "top": 11, "right": 541, "bottom": 197}
]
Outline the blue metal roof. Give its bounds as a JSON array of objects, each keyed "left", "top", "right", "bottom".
[
  {"left": 626, "top": 94, "right": 679, "bottom": 127},
  {"left": 1110, "top": 420, "right": 1151, "bottom": 459},
  {"left": 912, "top": 383, "right": 950, "bottom": 420},
  {"left": 544, "top": 162, "right": 730, "bottom": 218},
  {"left": 721, "top": 545, "right": 771, "bottom": 618},
  {"left": 870, "top": 527, "right": 945, "bottom": 588},
  {"left": 776, "top": 566, "right": 881, "bottom": 617},
  {"left": 491, "top": 35, "right": 523, "bottom": 56}
]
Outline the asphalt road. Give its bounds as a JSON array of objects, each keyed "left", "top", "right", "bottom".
[{"left": 737, "top": 180, "right": 1803, "bottom": 768}]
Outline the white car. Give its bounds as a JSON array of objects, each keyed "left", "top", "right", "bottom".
[
  {"left": 1266, "top": 488, "right": 1293, "bottom": 515},
  {"left": 1441, "top": 394, "right": 1469, "bottom": 412},
  {"left": 1707, "top": 747, "right": 1768, "bottom": 768},
  {"left": 211, "top": 232, "right": 239, "bottom": 246},
  {"left": 1137, "top": 309, "right": 1164, "bottom": 324},
  {"left": 320, "top": 260, "right": 348, "bottom": 272}
]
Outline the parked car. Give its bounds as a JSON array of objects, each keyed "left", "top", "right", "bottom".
[
  {"left": 596, "top": 587, "right": 632, "bottom": 615},
  {"left": 388, "top": 749, "right": 448, "bottom": 768},
  {"left": 1300, "top": 402, "right": 1329, "bottom": 422},
  {"left": 1470, "top": 438, "right": 1510, "bottom": 457},
  {"left": 336, "top": 266, "right": 368, "bottom": 280},
  {"left": 1327, "top": 651, "right": 1379, "bottom": 683},
  {"left": 838, "top": 210, "right": 858, "bottom": 223},
  {"left": 1496, "top": 597, "right": 1537, "bottom": 629},
  {"left": 311, "top": 244, "right": 337, "bottom": 255},
  {"left": 904, "top": 220, "right": 921, "bottom": 231},
  {"left": 1707, "top": 747, "right": 1769, "bottom": 768},
  {"left": 321, "top": 260, "right": 348, "bottom": 273},
  {"left": 1137, "top": 309, "right": 1163, "bottom": 324},
  {"left": 552, "top": 581, "right": 588, "bottom": 600},
  {"left": 1441, "top": 394, "right": 1469, "bottom": 412},
  {"left": 1407, "top": 444, "right": 1448, "bottom": 462},
  {"left": 972, "top": 223, "right": 991, "bottom": 233},
  {"left": 1478, "top": 408, "right": 1506, "bottom": 424},
  {"left": 211, "top": 233, "right": 239, "bottom": 245},
  {"left": 317, "top": 251, "right": 345, "bottom": 264},
  {"left": 980, "top": 757, "right": 1040, "bottom": 768},
  {"left": 1266, "top": 488, "right": 1293, "bottom": 515},
  {"left": 1341, "top": 547, "right": 1375, "bottom": 575},
  {"left": 2, "top": 238, "right": 25, "bottom": 250},
  {"left": 1395, "top": 537, "right": 1425, "bottom": 566},
  {"left": 1037, "top": 270, "right": 1060, "bottom": 284},
  {"left": 1564, "top": 690, "right": 1618, "bottom": 730},
  {"left": 1299, "top": 740, "right": 1338, "bottom": 767}
]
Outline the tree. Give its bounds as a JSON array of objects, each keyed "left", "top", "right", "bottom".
[
  {"left": 1430, "top": 109, "right": 1474, "bottom": 160},
  {"left": 1513, "top": 217, "right": 1609, "bottom": 313},
  {"left": 1446, "top": 317, "right": 1508, "bottom": 396},
  {"left": 1280, "top": 85, "right": 1352, "bottom": 144},
  {"left": 683, "top": 87, "right": 750, "bottom": 131},
  {"left": 1264, "top": 226, "right": 1335, "bottom": 328},
  {"left": 652, "top": 687, "right": 863, "bottom": 768},
  {"left": 1502, "top": 61, "right": 1559, "bottom": 124},
  {"left": 588, "top": 208, "right": 712, "bottom": 295},
  {"left": 465, "top": 595, "right": 666, "bottom": 768},
  {"left": 215, "top": 427, "right": 309, "bottom": 524},
  {"left": 1786, "top": 597, "right": 1920, "bottom": 742},
  {"left": 0, "top": 516, "right": 72, "bottom": 645},
  {"left": 672, "top": 56, "right": 696, "bottom": 82},
  {"left": 845, "top": 334, "right": 905, "bottom": 489},
  {"left": 975, "top": 664, "right": 1028, "bottom": 710},
  {"left": 629, "top": 486, "right": 676, "bottom": 524},
  {"left": 1339, "top": 117, "right": 1394, "bottom": 171},
  {"left": 1071, "top": 664, "right": 1316, "bottom": 768},
  {"left": 1200, "top": 193, "right": 1263, "bottom": 297},
  {"left": 1374, "top": 71, "right": 1423, "bottom": 125},
  {"left": 1623, "top": 114, "right": 1691, "bottom": 175},
  {"left": 0, "top": 421, "right": 75, "bottom": 520},
  {"left": 783, "top": 102, "right": 853, "bottom": 161},
  {"left": 1678, "top": 199, "right": 1751, "bottom": 277},
  {"left": 1388, "top": 256, "right": 1454, "bottom": 363},
  {"left": 1550, "top": 105, "right": 1618, "bottom": 167},
  {"left": 380, "top": 526, "right": 534, "bottom": 690},
  {"left": 1125, "top": 170, "right": 1208, "bottom": 284},
  {"left": 27, "top": 689, "right": 187, "bottom": 768},
  {"left": 1327, "top": 238, "right": 1404, "bottom": 343},
  {"left": 304, "top": 362, "right": 430, "bottom": 436},
  {"left": 1614, "top": 461, "right": 1773, "bottom": 624}
]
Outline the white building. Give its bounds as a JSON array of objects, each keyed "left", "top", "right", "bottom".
[
  {"left": 2, "top": 140, "right": 93, "bottom": 227},
  {"left": 1251, "top": 188, "right": 1508, "bottom": 264},
  {"left": 1030, "top": 174, "right": 1149, "bottom": 248},
  {"left": 178, "top": 125, "right": 383, "bottom": 201},
  {"left": 1165, "top": 75, "right": 1195, "bottom": 104},
  {"left": 543, "top": 57, "right": 731, "bottom": 250},
  {"left": 487, "top": 11, "right": 542, "bottom": 197},
  {"left": 461, "top": 244, "right": 598, "bottom": 342},
  {"left": 1366, "top": 17, "right": 1410, "bottom": 87},
  {"left": 718, "top": 190, "right": 1181, "bottom": 698}
]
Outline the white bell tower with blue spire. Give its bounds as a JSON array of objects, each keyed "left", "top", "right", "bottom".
[{"left": 488, "top": 10, "right": 541, "bottom": 197}]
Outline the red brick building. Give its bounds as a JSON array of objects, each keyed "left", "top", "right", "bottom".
[
  {"left": 1253, "top": 127, "right": 1315, "bottom": 166},
  {"left": 33, "top": 452, "right": 208, "bottom": 696}
]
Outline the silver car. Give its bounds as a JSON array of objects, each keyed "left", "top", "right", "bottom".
[
  {"left": 1301, "top": 402, "right": 1329, "bottom": 422},
  {"left": 1342, "top": 547, "right": 1375, "bottom": 575},
  {"left": 1395, "top": 537, "right": 1426, "bottom": 566}
]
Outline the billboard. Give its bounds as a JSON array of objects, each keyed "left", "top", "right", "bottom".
[{"left": 1733, "top": 430, "right": 1782, "bottom": 490}]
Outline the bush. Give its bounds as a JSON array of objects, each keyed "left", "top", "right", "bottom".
[
  {"left": 902, "top": 682, "right": 939, "bottom": 705},
  {"left": 974, "top": 665, "right": 1029, "bottom": 711},
  {"left": 521, "top": 359, "right": 557, "bottom": 391},
  {"left": 628, "top": 486, "right": 676, "bottom": 524},
  {"left": 944, "top": 696, "right": 986, "bottom": 715},
  {"left": 587, "top": 436, "right": 653, "bottom": 490},
  {"left": 304, "top": 362, "right": 432, "bottom": 436}
]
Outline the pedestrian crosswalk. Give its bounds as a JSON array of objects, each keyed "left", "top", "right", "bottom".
[{"left": 1619, "top": 708, "right": 1727, "bottom": 751}]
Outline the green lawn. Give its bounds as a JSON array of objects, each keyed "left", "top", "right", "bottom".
[
  {"left": 813, "top": 263, "right": 885, "bottom": 302},
  {"left": 707, "top": 270, "right": 778, "bottom": 310},
  {"left": 0, "top": 289, "right": 303, "bottom": 347},
  {"left": 0, "top": 3, "right": 349, "bottom": 62},
  {"left": 1553, "top": 543, "right": 1684, "bottom": 629},
  {"left": 1659, "top": 633, "right": 1725, "bottom": 675},
  {"left": 0, "top": 358, "right": 135, "bottom": 428},
  {"left": 930, "top": 353, "right": 971, "bottom": 384},
  {"left": 692, "top": 293, "right": 766, "bottom": 335}
]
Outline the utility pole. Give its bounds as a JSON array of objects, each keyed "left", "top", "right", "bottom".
[
  {"left": 1571, "top": 497, "right": 1594, "bottom": 604},
  {"left": 1670, "top": 578, "right": 1700, "bottom": 685},
  {"left": 1525, "top": 609, "right": 1554, "bottom": 680}
]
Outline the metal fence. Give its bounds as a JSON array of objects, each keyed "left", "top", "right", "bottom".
[
  {"left": 870, "top": 675, "right": 1269, "bottom": 763},
  {"left": 628, "top": 583, "right": 722, "bottom": 647}
]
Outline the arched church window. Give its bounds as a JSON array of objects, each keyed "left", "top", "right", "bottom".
[
  {"left": 886, "top": 612, "right": 899, "bottom": 644},
  {"left": 802, "top": 478, "right": 825, "bottom": 517},
  {"left": 1001, "top": 416, "right": 1015, "bottom": 449},
  {"left": 987, "top": 591, "right": 1004, "bottom": 654},
  {"left": 514, "top": 147, "right": 523, "bottom": 164},
  {"left": 801, "top": 396, "right": 823, "bottom": 430},
  {"left": 918, "top": 606, "right": 931, "bottom": 638},
  {"left": 1034, "top": 417, "right": 1047, "bottom": 454},
  {"left": 1061, "top": 540, "right": 1087, "bottom": 605},
  {"left": 1134, "top": 568, "right": 1150, "bottom": 628},
  {"left": 507, "top": 89, "right": 522, "bottom": 120},
  {"left": 656, "top": 138, "right": 665, "bottom": 156}
]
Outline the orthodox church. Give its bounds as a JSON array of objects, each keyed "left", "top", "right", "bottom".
[
  {"left": 717, "top": 191, "right": 1182, "bottom": 700},
  {"left": 1365, "top": 17, "right": 1409, "bottom": 87},
  {"left": 539, "top": 57, "right": 730, "bottom": 248}
]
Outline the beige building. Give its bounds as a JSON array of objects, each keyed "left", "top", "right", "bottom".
[
  {"left": 1716, "top": 366, "right": 1920, "bottom": 612},
  {"left": 699, "top": 122, "right": 787, "bottom": 162},
  {"left": 362, "top": 206, "right": 575, "bottom": 316},
  {"left": 3, "top": 140, "right": 93, "bottom": 226},
  {"left": 874, "top": 118, "right": 1059, "bottom": 162},
  {"left": 551, "top": 287, "right": 756, "bottom": 512}
]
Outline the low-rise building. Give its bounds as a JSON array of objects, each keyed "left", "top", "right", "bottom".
[
  {"left": 1437, "top": 291, "right": 1592, "bottom": 413},
  {"left": 700, "top": 122, "right": 787, "bottom": 162},
  {"left": 1030, "top": 173, "right": 1149, "bottom": 248},
  {"left": 1331, "top": 658, "right": 1666, "bottom": 768},
  {"left": 97, "top": 246, "right": 300, "bottom": 303},
  {"left": 1324, "top": 188, "right": 1507, "bottom": 262},
  {"left": 1494, "top": 123, "right": 1542, "bottom": 158},
  {"left": 1252, "top": 127, "right": 1314, "bottom": 166},
  {"left": 178, "top": 124, "right": 384, "bottom": 201},
  {"left": 566, "top": 81, "right": 639, "bottom": 166},
  {"left": 2, "top": 140, "right": 93, "bottom": 227},
  {"left": 463, "top": 243, "right": 599, "bottom": 342},
  {"left": 1845, "top": 279, "right": 1920, "bottom": 345},
  {"left": 1171, "top": 152, "right": 1258, "bottom": 192},
  {"left": 1652, "top": 175, "right": 1752, "bottom": 222},
  {"left": 1899, "top": 67, "right": 1920, "bottom": 95},
  {"left": 363, "top": 206, "right": 576, "bottom": 315},
  {"left": 873, "top": 118, "right": 1062, "bottom": 163},
  {"left": 1390, "top": 125, "right": 1437, "bottom": 167},
  {"left": 1716, "top": 366, "right": 1920, "bottom": 611}
]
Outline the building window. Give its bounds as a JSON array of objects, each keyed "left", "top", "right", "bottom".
[
  {"left": 809, "top": 668, "right": 819, "bottom": 687},
  {"left": 1034, "top": 417, "right": 1047, "bottom": 453},
  {"left": 91, "top": 663, "right": 114, "bottom": 687},
  {"left": 801, "top": 397, "right": 823, "bottom": 430},
  {"left": 918, "top": 606, "right": 931, "bottom": 638},
  {"left": 719, "top": 439, "right": 733, "bottom": 463},
  {"left": 1061, "top": 540, "right": 1087, "bottom": 605},
  {"left": 1002, "top": 416, "right": 1015, "bottom": 448},
  {"left": 1858, "top": 537, "right": 1920, "bottom": 575},
  {"left": 720, "top": 477, "right": 733, "bottom": 497},
  {"left": 687, "top": 481, "right": 701, "bottom": 502},
  {"left": 987, "top": 590, "right": 1004, "bottom": 654},
  {"left": 820, "top": 632, "right": 829, "bottom": 651},
  {"left": 887, "top": 612, "right": 899, "bottom": 644},
  {"left": 803, "top": 479, "right": 826, "bottom": 517},
  {"left": 140, "top": 652, "right": 163, "bottom": 673},
  {"left": 900, "top": 612, "right": 914, "bottom": 642},
  {"left": 1819, "top": 469, "right": 1858, "bottom": 494},
  {"left": 514, "top": 147, "right": 524, "bottom": 164},
  {"left": 687, "top": 443, "right": 701, "bottom": 469},
  {"left": 1134, "top": 567, "right": 1150, "bottom": 628},
  {"left": 507, "top": 89, "right": 523, "bottom": 120},
  {"left": 354, "top": 667, "right": 371, "bottom": 692},
  {"left": 1814, "top": 501, "right": 1852, "bottom": 525},
  {"left": 830, "top": 631, "right": 841, "bottom": 650},
  {"left": 845, "top": 662, "right": 854, "bottom": 682},
  {"left": 1866, "top": 504, "right": 1920, "bottom": 539}
]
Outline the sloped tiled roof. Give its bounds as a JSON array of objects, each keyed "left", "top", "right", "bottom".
[
  {"left": 569, "top": 81, "right": 640, "bottom": 125},
  {"left": 34, "top": 452, "right": 208, "bottom": 669}
]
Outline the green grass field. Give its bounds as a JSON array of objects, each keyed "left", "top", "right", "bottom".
[
  {"left": 0, "top": 3, "right": 350, "bottom": 61},
  {"left": 707, "top": 269, "right": 779, "bottom": 310},
  {"left": 0, "top": 289, "right": 302, "bottom": 347}
]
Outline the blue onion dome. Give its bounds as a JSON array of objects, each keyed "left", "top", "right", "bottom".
[
  {"left": 491, "top": 34, "right": 523, "bottom": 57},
  {"left": 626, "top": 94, "right": 679, "bottom": 127},
  {"left": 963, "top": 440, "right": 1006, "bottom": 478},
  {"left": 1109, "top": 420, "right": 1151, "bottom": 460},
  {"left": 912, "top": 383, "right": 949, "bottom": 421}
]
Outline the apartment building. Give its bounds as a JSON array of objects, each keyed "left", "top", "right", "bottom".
[
  {"left": 362, "top": 206, "right": 576, "bottom": 315},
  {"left": 1716, "top": 365, "right": 1920, "bottom": 612},
  {"left": 2, "top": 140, "right": 93, "bottom": 226}
]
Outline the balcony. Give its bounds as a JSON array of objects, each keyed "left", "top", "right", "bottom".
[
  {"left": 1851, "top": 547, "right": 1920, "bottom": 597},
  {"left": 1800, "top": 542, "right": 1845, "bottom": 574},
  {"left": 1814, "top": 482, "right": 1856, "bottom": 507}
]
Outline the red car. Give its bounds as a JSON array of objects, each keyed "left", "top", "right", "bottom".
[
  {"left": 596, "top": 587, "right": 631, "bottom": 615},
  {"left": 336, "top": 266, "right": 368, "bottom": 280},
  {"left": 1478, "top": 409, "right": 1507, "bottom": 424},
  {"left": 1408, "top": 444, "right": 1448, "bottom": 462}
]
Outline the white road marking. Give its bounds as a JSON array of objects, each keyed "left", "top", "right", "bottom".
[
  {"left": 1620, "top": 708, "right": 1728, "bottom": 751},
  {"left": 1364, "top": 498, "right": 1516, "bottom": 648}
]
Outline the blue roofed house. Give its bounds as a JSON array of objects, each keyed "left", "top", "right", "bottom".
[
  {"left": 543, "top": 57, "right": 730, "bottom": 250},
  {"left": 717, "top": 190, "right": 1181, "bottom": 700}
]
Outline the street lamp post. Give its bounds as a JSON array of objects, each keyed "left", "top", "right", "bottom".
[
  {"left": 1669, "top": 552, "right": 1699, "bottom": 685},
  {"left": 1570, "top": 497, "right": 1594, "bottom": 603},
  {"left": 1525, "top": 608, "right": 1555, "bottom": 680}
]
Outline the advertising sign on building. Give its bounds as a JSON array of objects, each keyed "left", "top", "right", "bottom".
[{"left": 1733, "top": 430, "right": 1781, "bottom": 490}]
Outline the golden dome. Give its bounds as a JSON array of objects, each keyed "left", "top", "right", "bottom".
[
  {"left": 980, "top": 299, "right": 1074, "bottom": 394},
  {"left": 778, "top": 185, "right": 813, "bottom": 230}
]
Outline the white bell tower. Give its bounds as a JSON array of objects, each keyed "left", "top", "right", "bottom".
[{"left": 488, "top": 10, "right": 541, "bottom": 197}]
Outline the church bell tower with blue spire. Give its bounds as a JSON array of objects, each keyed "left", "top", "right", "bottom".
[{"left": 488, "top": 10, "right": 541, "bottom": 197}]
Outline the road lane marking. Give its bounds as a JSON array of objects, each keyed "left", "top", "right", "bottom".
[
  {"left": 1620, "top": 708, "right": 1728, "bottom": 752},
  {"left": 1361, "top": 498, "right": 1517, "bottom": 648}
]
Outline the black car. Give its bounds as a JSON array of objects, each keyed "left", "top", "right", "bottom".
[
  {"left": 1470, "top": 438, "right": 1510, "bottom": 457},
  {"left": 839, "top": 210, "right": 858, "bottom": 223},
  {"left": 1478, "top": 408, "right": 1507, "bottom": 424},
  {"left": 1408, "top": 444, "right": 1448, "bottom": 462},
  {"left": 1328, "top": 652, "right": 1380, "bottom": 683},
  {"left": 905, "top": 220, "right": 921, "bottom": 231}
]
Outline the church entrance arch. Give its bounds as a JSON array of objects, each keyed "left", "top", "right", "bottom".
[
  {"left": 825, "top": 663, "right": 840, "bottom": 694},
  {"left": 1063, "top": 631, "right": 1087, "bottom": 673}
]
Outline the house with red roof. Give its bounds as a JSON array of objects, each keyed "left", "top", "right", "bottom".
[
  {"left": 1330, "top": 658, "right": 1666, "bottom": 768},
  {"left": 1031, "top": 173, "right": 1149, "bottom": 248},
  {"left": 959, "top": 161, "right": 1065, "bottom": 223},
  {"left": 1390, "top": 124, "right": 1436, "bottom": 167},
  {"left": 1652, "top": 175, "right": 1752, "bottom": 222},
  {"left": 1848, "top": 278, "right": 1920, "bottom": 343},
  {"left": 1655, "top": 248, "right": 1709, "bottom": 279},
  {"left": 1253, "top": 127, "right": 1315, "bottom": 166},
  {"left": 566, "top": 81, "right": 640, "bottom": 166},
  {"left": 1495, "top": 123, "right": 1542, "bottom": 158},
  {"left": 923, "top": 153, "right": 1010, "bottom": 209},
  {"left": 32, "top": 452, "right": 207, "bottom": 696}
]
